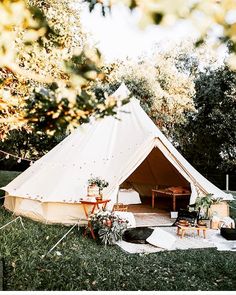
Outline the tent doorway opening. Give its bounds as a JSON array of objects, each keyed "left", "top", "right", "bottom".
[{"left": 119, "top": 147, "right": 191, "bottom": 214}]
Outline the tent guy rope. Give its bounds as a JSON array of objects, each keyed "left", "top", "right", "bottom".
[
  {"left": 43, "top": 222, "right": 80, "bottom": 257},
  {"left": 0, "top": 216, "right": 25, "bottom": 230}
]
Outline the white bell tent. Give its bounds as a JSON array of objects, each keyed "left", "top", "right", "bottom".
[{"left": 2, "top": 84, "right": 233, "bottom": 224}]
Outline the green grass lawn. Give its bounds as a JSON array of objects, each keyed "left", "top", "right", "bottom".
[
  {"left": 0, "top": 171, "right": 21, "bottom": 199},
  {"left": 0, "top": 207, "right": 236, "bottom": 291},
  {"left": 0, "top": 171, "right": 236, "bottom": 291}
]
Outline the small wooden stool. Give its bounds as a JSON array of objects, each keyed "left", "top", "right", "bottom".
[{"left": 177, "top": 225, "right": 208, "bottom": 239}]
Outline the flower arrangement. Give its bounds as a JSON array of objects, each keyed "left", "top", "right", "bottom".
[
  {"left": 88, "top": 176, "right": 109, "bottom": 189},
  {"left": 90, "top": 210, "right": 129, "bottom": 245}
]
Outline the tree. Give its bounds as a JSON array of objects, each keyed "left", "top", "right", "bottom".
[
  {"left": 0, "top": 129, "right": 65, "bottom": 170},
  {"left": 0, "top": 0, "right": 126, "bottom": 140},
  {"left": 176, "top": 65, "right": 236, "bottom": 176},
  {"left": 94, "top": 42, "right": 215, "bottom": 137},
  {"left": 1, "top": 0, "right": 235, "bottom": 140}
]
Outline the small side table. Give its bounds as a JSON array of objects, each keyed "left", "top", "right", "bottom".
[
  {"left": 177, "top": 225, "right": 208, "bottom": 239},
  {"left": 80, "top": 199, "right": 110, "bottom": 239}
]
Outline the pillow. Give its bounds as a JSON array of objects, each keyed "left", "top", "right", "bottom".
[
  {"left": 146, "top": 228, "right": 176, "bottom": 250},
  {"left": 167, "top": 186, "right": 185, "bottom": 194},
  {"left": 172, "top": 209, "right": 199, "bottom": 226}
]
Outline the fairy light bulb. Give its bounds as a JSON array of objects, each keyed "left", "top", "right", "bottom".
[
  {"left": 5, "top": 154, "right": 10, "bottom": 159},
  {"left": 17, "top": 158, "right": 21, "bottom": 163}
]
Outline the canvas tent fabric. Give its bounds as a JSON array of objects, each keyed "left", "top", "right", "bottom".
[{"left": 2, "top": 84, "right": 233, "bottom": 224}]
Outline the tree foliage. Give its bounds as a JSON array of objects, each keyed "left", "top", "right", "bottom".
[
  {"left": 176, "top": 65, "right": 236, "bottom": 174},
  {"left": 0, "top": 0, "right": 126, "bottom": 140},
  {"left": 1, "top": 0, "right": 236, "bottom": 141},
  {"left": 95, "top": 42, "right": 221, "bottom": 137},
  {"left": 0, "top": 129, "right": 64, "bottom": 170},
  {"left": 85, "top": 0, "right": 236, "bottom": 69}
]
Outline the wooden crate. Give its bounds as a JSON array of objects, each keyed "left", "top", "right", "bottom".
[{"left": 208, "top": 201, "right": 229, "bottom": 218}]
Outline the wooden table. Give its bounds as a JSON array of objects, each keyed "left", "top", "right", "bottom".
[
  {"left": 177, "top": 225, "right": 208, "bottom": 239},
  {"left": 151, "top": 189, "right": 190, "bottom": 211},
  {"left": 80, "top": 199, "right": 110, "bottom": 239}
]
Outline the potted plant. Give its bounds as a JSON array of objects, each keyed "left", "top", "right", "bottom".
[
  {"left": 87, "top": 176, "right": 109, "bottom": 198},
  {"left": 90, "top": 210, "right": 129, "bottom": 246},
  {"left": 194, "top": 193, "right": 223, "bottom": 219}
]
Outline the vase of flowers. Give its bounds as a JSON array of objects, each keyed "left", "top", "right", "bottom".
[
  {"left": 87, "top": 176, "right": 109, "bottom": 198},
  {"left": 90, "top": 210, "right": 129, "bottom": 245}
]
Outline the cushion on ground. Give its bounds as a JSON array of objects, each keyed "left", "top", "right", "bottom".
[
  {"left": 122, "top": 227, "right": 154, "bottom": 244},
  {"left": 146, "top": 228, "right": 176, "bottom": 250},
  {"left": 220, "top": 227, "right": 236, "bottom": 240}
]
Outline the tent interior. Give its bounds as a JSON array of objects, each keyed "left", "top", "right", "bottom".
[{"left": 118, "top": 147, "right": 191, "bottom": 213}]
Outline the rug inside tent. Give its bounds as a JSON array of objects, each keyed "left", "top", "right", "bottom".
[{"left": 133, "top": 213, "right": 174, "bottom": 227}]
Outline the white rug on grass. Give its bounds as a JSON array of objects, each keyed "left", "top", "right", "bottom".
[
  {"left": 207, "top": 229, "right": 236, "bottom": 252},
  {"left": 116, "top": 227, "right": 236, "bottom": 254}
]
